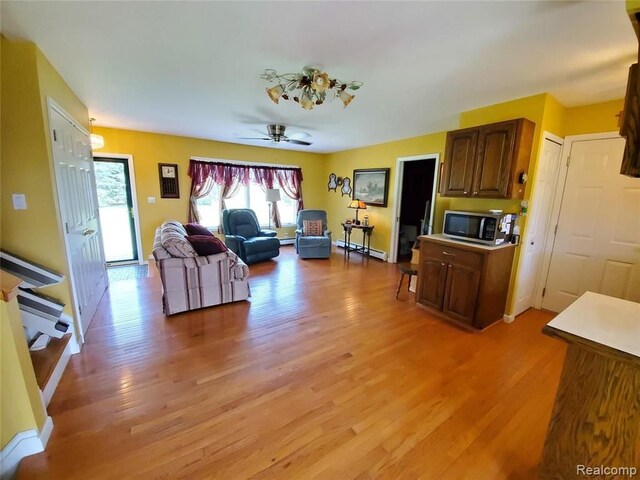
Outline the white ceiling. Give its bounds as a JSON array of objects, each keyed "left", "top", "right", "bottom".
[{"left": 1, "top": 1, "right": 637, "bottom": 153}]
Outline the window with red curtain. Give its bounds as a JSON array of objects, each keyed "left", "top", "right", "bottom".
[{"left": 188, "top": 159, "right": 304, "bottom": 228}]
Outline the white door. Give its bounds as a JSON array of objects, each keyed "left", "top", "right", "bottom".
[
  {"left": 50, "top": 105, "right": 108, "bottom": 336},
  {"left": 542, "top": 136, "right": 640, "bottom": 312},
  {"left": 513, "top": 137, "right": 563, "bottom": 316}
]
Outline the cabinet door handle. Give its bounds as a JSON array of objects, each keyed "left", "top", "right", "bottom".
[{"left": 442, "top": 251, "right": 456, "bottom": 257}]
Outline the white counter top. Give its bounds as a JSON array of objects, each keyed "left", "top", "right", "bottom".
[
  {"left": 419, "top": 234, "right": 516, "bottom": 251},
  {"left": 546, "top": 291, "right": 640, "bottom": 358}
]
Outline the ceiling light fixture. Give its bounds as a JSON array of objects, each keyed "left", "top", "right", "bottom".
[{"left": 261, "top": 66, "right": 362, "bottom": 110}]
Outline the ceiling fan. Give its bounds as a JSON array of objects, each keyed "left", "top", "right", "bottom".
[{"left": 239, "top": 124, "right": 312, "bottom": 146}]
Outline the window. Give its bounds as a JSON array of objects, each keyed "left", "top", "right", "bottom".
[{"left": 196, "top": 183, "right": 297, "bottom": 228}]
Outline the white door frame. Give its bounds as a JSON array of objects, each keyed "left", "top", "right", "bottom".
[
  {"left": 93, "top": 153, "right": 145, "bottom": 265},
  {"left": 511, "top": 131, "right": 564, "bottom": 317},
  {"left": 534, "top": 131, "right": 621, "bottom": 309},
  {"left": 388, "top": 153, "right": 440, "bottom": 264}
]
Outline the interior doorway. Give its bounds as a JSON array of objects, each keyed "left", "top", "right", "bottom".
[
  {"left": 512, "top": 133, "right": 563, "bottom": 317},
  {"left": 389, "top": 154, "right": 439, "bottom": 263},
  {"left": 538, "top": 133, "right": 640, "bottom": 312},
  {"left": 93, "top": 154, "right": 143, "bottom": 265}
]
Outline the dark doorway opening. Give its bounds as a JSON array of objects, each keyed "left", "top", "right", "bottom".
[{"left": 397, "top": 158, "right": 436, "bottom": 262}]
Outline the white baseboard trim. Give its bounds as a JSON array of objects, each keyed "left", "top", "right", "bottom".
[
  {"left": 503, "top": 313, "right": 516, "bottom": 323},
  {"left": 39, "top": 417, "right": 54, "bottom": 449},
  {"left": 0, "top": 417, "right": 53, "bottom": 479},
  {"left": 65, "top": 313, "right": 82, "bottom": 354},
  {"left": 334, "top": 239, "right": 388, "bottom": 261}
]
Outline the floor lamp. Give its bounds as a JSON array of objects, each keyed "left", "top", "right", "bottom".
[{"left": 265, "top": 188, "right": 281, "bottom": 229}]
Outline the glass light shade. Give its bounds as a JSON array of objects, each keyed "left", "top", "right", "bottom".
[
  {"left": 348, "top": 200, "right": 366, "bottom": 209},
  {"left": 311, "top": 72, "right": 330, "bottom": 93},
  {"left": 266, "top": 85, "right": 284, "bottom": 104},
  {"left": 300, "top": 92, "right": 314, "bottom": 110},
  {"left": 90, "top": 134, "right": 104, "bottom": 150},
  {"left": 265, "top": 188, "right": 281, "bottom": 202},
  {"left": 338, "top": 90, "right": 355, "bottom": 108}
]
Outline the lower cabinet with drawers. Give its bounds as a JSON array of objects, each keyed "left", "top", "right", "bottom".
[{"left": 417, "top": 235, "right": 516, "bottom": 330}]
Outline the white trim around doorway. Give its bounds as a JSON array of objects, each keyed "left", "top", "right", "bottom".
[
  {"left": 93, "top": 153, "right": 145, "bottom": 265},
  {"left": 388, "top": 153, "right": 440, "bottom": 264},
  {"left": 511, "top": 131, "right": 564, "bottom": 318}
]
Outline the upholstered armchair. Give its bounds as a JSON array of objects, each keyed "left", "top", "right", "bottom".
[
  {"left": 221, "top": 209, "right": 280, "bottom": 264},
  {"left": 295, "top": 210, "right": 332, "bottom": 259}
]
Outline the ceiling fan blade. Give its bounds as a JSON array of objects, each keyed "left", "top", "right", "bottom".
[
  {"left": 288, "top": 131, "right": 311, "bottom": 140},
  {"left": 285, "top": 138, "right": 313, "bottom": 146},
  {"left": 237, "top": 137, "right": 271, "bottom": 141}
]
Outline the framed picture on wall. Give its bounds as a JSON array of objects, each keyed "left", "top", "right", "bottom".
[{"left": 352, "top": 168, "right": 390, "bottom": 207}]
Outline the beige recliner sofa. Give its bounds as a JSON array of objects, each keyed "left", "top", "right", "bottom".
[{"left": 152, "top": 220, "right": 250, "bottom": 315}]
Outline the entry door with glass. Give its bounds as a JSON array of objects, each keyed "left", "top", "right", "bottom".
[{"left": 94, "top": 158, "right": 139, "bottom": 264}]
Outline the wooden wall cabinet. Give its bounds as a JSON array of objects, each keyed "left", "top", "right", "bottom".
[
  {"left": 619, "top": 63, "right": 639, "bottom": 178},
  {"left": 441, "top": 118, "right": 535, "bottom": 199},
  {"left": 417, "top": 236, "right": 515, "bottom": 329}
]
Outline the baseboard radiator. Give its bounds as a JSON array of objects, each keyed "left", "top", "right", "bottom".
[
  {"left": 278, "top": 237, "right": 295, "bottom": 246},
  {"left": 334, "top": 240, "right": 388, "bottom": 261}
]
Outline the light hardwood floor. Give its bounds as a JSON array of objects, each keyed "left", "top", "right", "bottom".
[{"left": 19, "top": 246, "right": 564, "bottom": 479}]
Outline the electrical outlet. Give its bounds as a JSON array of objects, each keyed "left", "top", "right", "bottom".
[{"left": 284, "top": 232, "right": 289, "bottom": 238}]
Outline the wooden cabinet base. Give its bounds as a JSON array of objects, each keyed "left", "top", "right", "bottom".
[
  {"left": 417, "top": 236, "right": 515, "bottom": 330},
  {"left": 538, "top": 344, "right": 640, "bottom": 479}
]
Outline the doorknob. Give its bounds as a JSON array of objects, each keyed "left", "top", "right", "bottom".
[{"left": 83, "top": 228, "right": 95, "bottom": 236}]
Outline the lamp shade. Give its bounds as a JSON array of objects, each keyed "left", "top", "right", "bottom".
[
  {"left": 348, "top": 200, "right": 366, "bottom": 210},
  {"left": 265, "top": 188, "right": 281, "bottom": 202}
]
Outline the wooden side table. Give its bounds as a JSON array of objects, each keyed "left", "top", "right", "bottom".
[
  {"left": 538, "top": 292, "right": 640, "bottom": 479},
  {"left": 341, "top": 223, "right": 374, "bottom": 259}
]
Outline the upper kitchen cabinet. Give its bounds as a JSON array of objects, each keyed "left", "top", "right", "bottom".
[{"left": 441, "top": 118, "right": 535, "bottom": 199}]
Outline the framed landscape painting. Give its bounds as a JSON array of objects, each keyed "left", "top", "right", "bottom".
[{"left": 352, "top": 168, "right": 390, "bottom": 207}]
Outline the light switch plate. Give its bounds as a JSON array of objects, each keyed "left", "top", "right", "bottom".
[
  {"left": 12, "top": 193, "right": 27, "bottom": 210},
  {"left": 147, "top": 196, "right": 156, "bottom": 204}
]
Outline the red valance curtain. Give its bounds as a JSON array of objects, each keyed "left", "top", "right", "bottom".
[{"left": 187, "top": 160, "right": 304, "bottom": 226}]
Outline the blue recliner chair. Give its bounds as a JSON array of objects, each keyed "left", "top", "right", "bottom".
[
  {"left": 295, "top": 210, "right": 332, "bottom": 259},
  {"left": 222, "top": 209, "right": 280, "bottom": 264}
]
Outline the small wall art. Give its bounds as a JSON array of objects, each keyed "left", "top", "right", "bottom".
[
  {"left": 328, "top": 173, "right": 338, "bottom": 191},
  {"left": 341, "top": 177, "right": 352, "bottom": 196}
]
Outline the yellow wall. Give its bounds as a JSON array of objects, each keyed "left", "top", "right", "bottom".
[
  {"left": 563, "top": 99, "right": 624, "bottom": 136},
  {"left": 1, "top": 299, "right": 47, "bottom": 448},
  {"left": 92, "top": 127, "right": 327, "bottom": 257},
  {"left": 1, "top": 38, "right": 89, "bottom": 317},
  {"left": 324, "top": 132, "right": 448, "bottom": 254}
]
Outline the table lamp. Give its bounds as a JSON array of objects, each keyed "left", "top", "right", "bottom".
[
  {"left": 265, "top": 188, "right": 281, "bottom": 229},
  {"left": 348, "top": 199, "right": 367, "bottom": 225}
]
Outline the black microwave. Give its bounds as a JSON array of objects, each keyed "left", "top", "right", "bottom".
[{"left": 443, "top": 210, "right": 516, "bottom": 245}]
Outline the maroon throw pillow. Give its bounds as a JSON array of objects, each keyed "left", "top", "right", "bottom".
[
  {"left": 184, "top": 223, "right": 214, "bottom": 237},
  {"left": 186, "top": 235, "right": 228, "bottom": 256}
]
